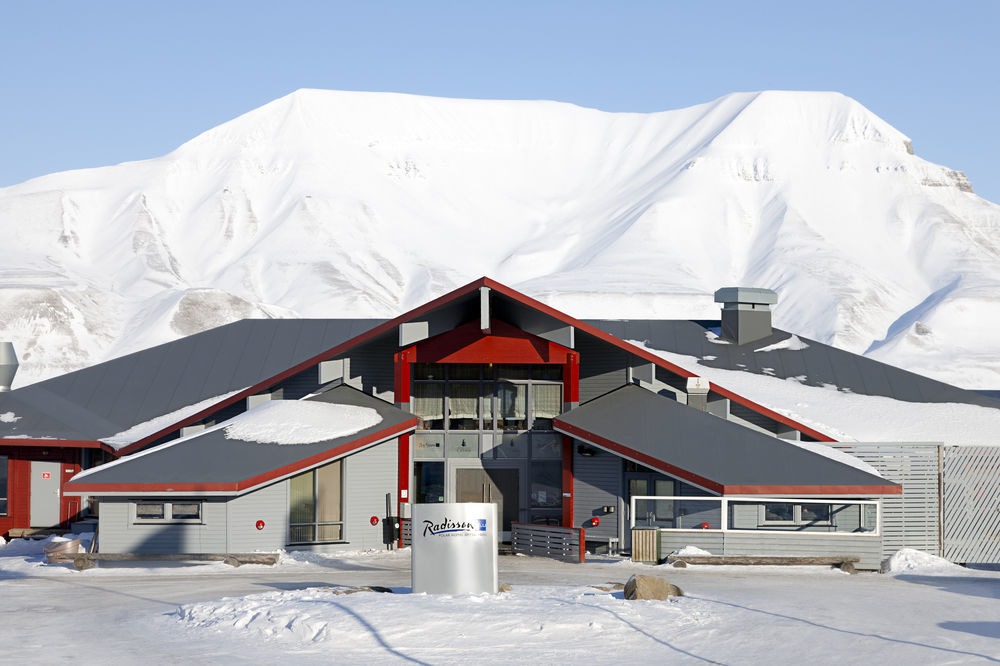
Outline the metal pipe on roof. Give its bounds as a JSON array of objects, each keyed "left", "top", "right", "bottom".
[{"left": 0, "top": 342, "right": 17, "bottom": 392}]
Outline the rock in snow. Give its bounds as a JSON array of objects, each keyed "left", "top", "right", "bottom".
[
  {"left": 2, "top": 89, "right": 999, "bottom": 389},
  {"left": 624, "top": 574, "right": 685, "bottom": 600}
]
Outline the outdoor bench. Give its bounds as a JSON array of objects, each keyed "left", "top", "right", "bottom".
[
  {"left": 666, "top": 555, "right": 860, "bottom": 573},
  {"left": 45, "top": 552, "right": 280, "bottom": 571}
]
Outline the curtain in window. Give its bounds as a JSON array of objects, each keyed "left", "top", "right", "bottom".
[
  {"left": 289, "top": 471, "right": 315, "bottom": 525},
  {"left": 532, "top": 384, "right": 562, "bottom": 420},
  {"left": 316, "top": 460, "right": 342, "bottom": 524},
  {"left": 412, "top": 383, "right": 444, "bottom": 421},
  {"left": 449, "top": 383, "right": 479, "bottom": 420}
]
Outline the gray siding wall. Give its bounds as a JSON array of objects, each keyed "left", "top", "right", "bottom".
[
  {"left": 577, "top": 335, "right": 627, "bottom": 403},
  {"left": 339, "top": 335, "right": 396, "bottom": 402},
  {"left": 98, "top": 499, "right": 228, "bottom": 554},
  {"left": 659, "top": 531, "right": 882, "bottom": 570},
  {"left": 660, "top": 531, "right": 724, "bottom": 555},
  {"left": 723, "top": 532, "right": 883, "bottom": 571},
  {"left": 226, "top": 481, "right": 289, "bottom": 552},
  {"left": 573, "top": 445, "right": 620, "bottom": 537}
]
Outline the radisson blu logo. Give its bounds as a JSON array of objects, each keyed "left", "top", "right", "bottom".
[{"left": 422, "top": 517, "right": 488, "bottom": 537}]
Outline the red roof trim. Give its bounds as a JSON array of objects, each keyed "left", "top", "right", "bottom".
[
  {"left": 555, "top": 419, "right": 901, "bottom": 497},
  {"left": 483, "top": 278, "right": 834, "bottom": 442},
  {"left": 111, "top": 275, "right": 829, "bottom": 453},
  {"left": 112, "top": 280, "right": 489, "bottom": 455},
  {"left": 67, "top": 417, "right": 419, "bottom": 494},
  {"left": 0, "top": 438, "right": 111, "bottom": 452}
]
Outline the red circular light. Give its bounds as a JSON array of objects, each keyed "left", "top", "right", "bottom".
[
  {"left": 591, "top": 517, "right": 600, "bottom": 527},
  {"left": 699, "top": 522, "right": 710, "bottom": 529},
  {"left": 370, "top": 516, "right": 379, "bottom": 526},
  {"left": 255, "top": 520, "right": 265, "bottom": 530}
]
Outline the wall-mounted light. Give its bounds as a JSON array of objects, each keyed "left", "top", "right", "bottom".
[{"left": 576, "top": 444, "right": 596, "bottom": 457}]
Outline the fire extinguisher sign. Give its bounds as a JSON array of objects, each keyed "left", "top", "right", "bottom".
[{"left": 41, "top": 472, "right": 51, "bottom": 479}]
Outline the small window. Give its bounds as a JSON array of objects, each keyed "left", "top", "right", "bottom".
[
  {"left": 136, "top": 503, "right": 166, "bottom": 520},
  {"left": 171, "top": 503, "right": 201, "bottom": 520},
  {"left": 133, "top": 501, "right": 203, "bottom": 523},
  {"left": 763, "top": 503, "right": 795, "bottom": 522},
  {"left": 800, "top": 503, "right": 831, "bottom": 523}
]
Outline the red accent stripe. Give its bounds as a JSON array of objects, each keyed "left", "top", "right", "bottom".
[
  {"left": 66, "top": 418, "right": 418, "bottom": 494},
  {"left": 561, "top": 435, "right": 574, "bottom": 528},
  {"left": 0, "top": 438, "right": 110, "bottom": 451}
]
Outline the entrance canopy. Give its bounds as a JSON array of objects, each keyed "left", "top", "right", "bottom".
[{"left": 554, "top": 385, "right": 900, "bottom": 496}]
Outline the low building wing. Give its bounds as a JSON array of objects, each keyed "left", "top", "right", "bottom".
[{"left": 554, "top": 385, "right": 900, "bottom": 495}]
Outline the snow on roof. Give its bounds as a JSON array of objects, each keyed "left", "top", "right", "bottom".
[
  {"left": 0, "top": 411, "right": 20, "bottom": 423},
  {"left": 628, "top": 339, "right": 1000, "bottom": 447},
  {"left": 99, "top": 388, "right": 248, "bottom": 450},
  {"left": 754, "top": 335, "right": 809, "bottom": 353},
  {"left": 223, "top": 400, "right": 382, "bottom": 445}
]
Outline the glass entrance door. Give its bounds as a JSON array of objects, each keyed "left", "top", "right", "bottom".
[{"left": 455, "top": 467, "right": 520, "bottom": 539}]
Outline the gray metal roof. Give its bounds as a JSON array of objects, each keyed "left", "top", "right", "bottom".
[
  {"left": 585, "top": 319, "right": 1000, "bottom": 409},
  {"left": 64, "top": 385, "right": 415, "bottom": 493},
  {"left": 555, "top": 384, "right": 899, "bottom": 494},
  {"left": 0, "top": 318, "right": 387, "bottom": 442}
]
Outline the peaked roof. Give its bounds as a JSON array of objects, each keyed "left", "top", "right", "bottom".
[
  {"left": 554, "top": 385, "right": 901, "bottom": 495},
  {"left": 64, "top": 385, "right": 417, "bottom": 495}
]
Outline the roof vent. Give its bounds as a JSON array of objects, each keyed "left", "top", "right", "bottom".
[
  {"left": 713, "top": 287, "right": 778, "bottom": 345},
  {"left": 0, "top": 342, "right": 18, "bottom": 392}
]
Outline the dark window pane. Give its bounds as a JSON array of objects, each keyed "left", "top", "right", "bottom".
[
  {"left": 0, "top": 455, "right": 7, "bottom": 515},
  {"left": 497, "top": 364, "right": 530, "bottom": 380},
  {"left": 530, "top": 461, "right": 562, "bottom": 508},
  {"left": 531, "top": 433, "right": 562, "bottom": 459},
  {"left": 532, "top": 366, "right": 563, "bottom": 381},
  {"left": 496, "top": 382, "right": 526, "bottom": 430},
  {"left": 413, "top": 363, "right": 445, "bottom": 380},
  {"left": 171, "top": 503, "right": 201, "bottom": 520},
  {"left": 414, "top": 461, "right": 445, "bottom": 503},
  {"left": 801, "top": 504, "right": 830, "bottom": 523},
  {"left": 448, "top": 364, "right": 480, "bottom": 380},
  {"left": 289, "top": 471, "right": 316, "bottom": 524},
  {"left": 764, "top": 503, "right": 794, "bottom": 521},
  {"left": 495, "top": 432, "right": 528, "bottom": 459}
]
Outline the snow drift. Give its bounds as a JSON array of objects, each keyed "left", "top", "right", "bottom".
[{"left": 2, "top": 89, "right": 999, "bottom": 389}]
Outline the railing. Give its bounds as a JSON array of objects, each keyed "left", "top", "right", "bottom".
[
  {"left": 511, "top": 522, "right": 585, "bottom": 563},
  {"left": 630, "top": 496, "right": 881, "bottom": 536}
]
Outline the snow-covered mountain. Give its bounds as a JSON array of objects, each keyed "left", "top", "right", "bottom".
[{"left": 2, "top": 89, "right": 999, "bottom": 389}]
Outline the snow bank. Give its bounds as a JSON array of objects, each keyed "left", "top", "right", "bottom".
[
  {"left": 224, "top": 401, "right": 382, "bottom": 444},
  {"left": 883, "top": 548, "right": 960, "bottom": 574},
  {"left": 100, "top": 388, "right": 246, "bottom": 449},
  {"left": 673, "top": 545, "right": 713, "bottom": 556},
  {"left": 755, "top": 335, "right": 809, "bottom": 352},
  {"left": 0, "top": 533, "right": 93, "bottom": 556}
]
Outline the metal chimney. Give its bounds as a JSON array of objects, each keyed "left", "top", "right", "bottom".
[
  {"left": 0, "top": 342, "right": 17, "bottom": 391},
  {"left": 713, "top": 288, "right": 778, "bottom": 345}
]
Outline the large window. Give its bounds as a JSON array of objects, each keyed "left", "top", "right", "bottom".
[
  {"left": 289, "top": 459, "right": 344, "bottom": 543},
  {"left": 412, "top": 363, "right": 565, "bottom": 524},
  {"left": 0, "top": 455, "right": 7, "bottom": 515}
]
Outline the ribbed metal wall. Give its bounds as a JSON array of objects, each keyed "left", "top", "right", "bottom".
[
  {"left": 830, "top": 442, "right": 941, "bottom": 558},
  {"left": 942, "top": 446, "right": 1000, "bottom": 564}
]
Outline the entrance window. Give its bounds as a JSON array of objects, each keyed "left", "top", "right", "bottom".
[
  {"left": 289, "top": 459, "right": 343, "bottom": 543},
  {"left": 414, "top": 461, "right": 445, "bottom": 503}
]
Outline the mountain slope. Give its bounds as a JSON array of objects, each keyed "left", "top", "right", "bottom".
[{"left": 1, "top": 89, "right": 999, "bottom": 388}]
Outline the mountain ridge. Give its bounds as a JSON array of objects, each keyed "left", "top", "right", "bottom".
[{"left": 1, "top": 89, "right": 998, "bottom": 389}]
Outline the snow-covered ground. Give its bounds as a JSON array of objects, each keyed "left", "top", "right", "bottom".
[
  {"left": 2, "top": 89, "right": 1000, "bottom": 389},
  {"left": 3, "top": 537, "right": 998, "bottom": 664}
]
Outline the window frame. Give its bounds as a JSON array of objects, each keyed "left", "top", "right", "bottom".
[
  {"left": 132, "top": 500, "right": 204, "bottom": 524},
  {"left": 288, "top": 459, "right": 346, "bottom": 545},
  {"left": 760, "top": 502, "right": 834, "bottom": 526}
]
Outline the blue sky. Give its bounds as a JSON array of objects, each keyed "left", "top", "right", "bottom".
[{"left": 2, "top": 1, "right": 998, "bottom": 203}]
